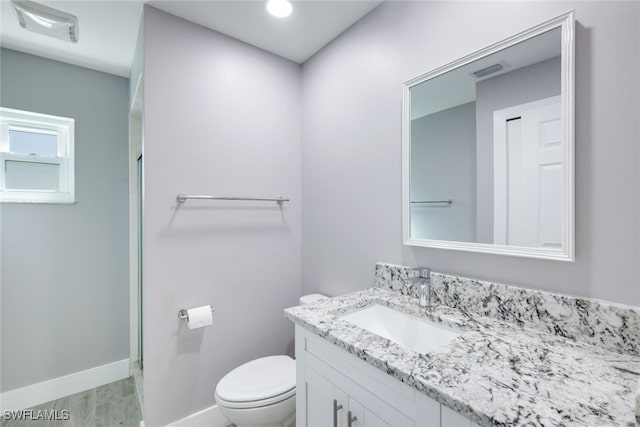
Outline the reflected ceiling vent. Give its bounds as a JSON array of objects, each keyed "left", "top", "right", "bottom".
[
  {"left": 11, "top": 0, "right": 79, "bottom": 43},
  {"left": 472, "top": 62, "right": 507, "bottom": 79}
]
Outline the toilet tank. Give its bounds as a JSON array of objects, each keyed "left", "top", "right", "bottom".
[{"left": 299, "top": 293, "right": 327, "bottom": 305}]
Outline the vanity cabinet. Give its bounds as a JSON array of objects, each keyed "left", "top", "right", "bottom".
[
  {"left": 295, "top": 325, "right": 478, "bottom": 427},
  {"left": 305, "top": 366, "right": 395, "bottom": 427}
]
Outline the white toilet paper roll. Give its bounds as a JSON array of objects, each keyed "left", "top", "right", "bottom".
[{"left": 186, "top": 305, "right": 213, "bottom": 330}]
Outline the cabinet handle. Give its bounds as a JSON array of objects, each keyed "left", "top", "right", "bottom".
[
  {"left": 347, "top": 410, "right": 357, "bottom": 427},
  {"left": 332, "top": 399, "right": 343, "bottom": 427}
]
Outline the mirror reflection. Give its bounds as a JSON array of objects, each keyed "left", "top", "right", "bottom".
[{"left": 409, "top": 27, "right": 564, "bottom": 249}]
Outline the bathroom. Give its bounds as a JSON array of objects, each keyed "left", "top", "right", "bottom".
[{"left": 1, "top": 0, "right": 639, "bottom": 426}]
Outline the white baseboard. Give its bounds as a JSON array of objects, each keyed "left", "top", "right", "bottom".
[
  {"left": 167, "top": 404, "right": 228, "bottom": 427},
  {"left": 0, "top": 358, "right": 130, "bottom": 411}
]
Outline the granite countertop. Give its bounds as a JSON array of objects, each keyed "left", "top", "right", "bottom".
[{"left": 285, "top": 287, "right": 640, "bottom": 427}]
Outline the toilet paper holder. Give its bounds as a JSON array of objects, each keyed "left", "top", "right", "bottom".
[{"left": 178, "top": 306, "right": 215, "bottom": 320}]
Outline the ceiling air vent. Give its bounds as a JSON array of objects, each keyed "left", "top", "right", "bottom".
[
  {"left": 11, "top": 0, "right": 79, "bottom": 43},
  {"left": 472, "top": 63, "right": 504, "bottom": 78}
]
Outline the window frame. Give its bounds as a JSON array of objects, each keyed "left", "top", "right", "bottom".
[{"left": 0, "top": 107, "right": 75, "bottom": 204}]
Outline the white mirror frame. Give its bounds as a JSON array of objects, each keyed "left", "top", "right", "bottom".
[{"left": 402, "top": 10, "right": 575, "bottom": 261}]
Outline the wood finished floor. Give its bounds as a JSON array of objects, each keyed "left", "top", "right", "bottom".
[{"left": 1, "top": 377, "right": 141, "bottom": 427}]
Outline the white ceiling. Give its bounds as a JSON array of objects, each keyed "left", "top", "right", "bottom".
[
  {"left": 411, "top": 27, "right": 562, "bottom": 120},
  {"left": 0, "top": 0, "right": 382, "bottom": 78},
  {"left": 150, "top": 1, "right": 382, "bottom": 64}
]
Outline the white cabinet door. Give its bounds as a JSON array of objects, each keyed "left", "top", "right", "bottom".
[
  {"left": 362, "top": 408, "right": 391, "bottom": 427},
  {"left": 305, "top": 367, "right": 337, "bottom": 427},
  {"left": 359, "top": 400, "right": 410, "bottom": 427},
  {"left": 346, "top": 396, "right": 364, "bottom": 427},
  {"left": 335, "top": 387, "right": 349, "bottom": 427},
  {"left": 305, "top": 361, "right": 411, "bottom": 427},
  {"left": 347, "top": 396, "right": 392, "bottom": 427}
]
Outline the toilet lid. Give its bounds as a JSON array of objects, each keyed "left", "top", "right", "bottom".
[{"left": 216, "top": 355, "right": 295, "bottom": 403}]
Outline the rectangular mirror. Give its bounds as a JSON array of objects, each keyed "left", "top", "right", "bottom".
[{"left": 402, "top": 11, "right": 574, "bottom": 261}]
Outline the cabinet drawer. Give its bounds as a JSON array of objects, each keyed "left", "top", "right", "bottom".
[{"left": 304, "top": 329, "right": 416, "bottom": 415}]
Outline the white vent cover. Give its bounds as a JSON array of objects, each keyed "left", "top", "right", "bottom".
[
  {"left": 11, "top": 0, "right": 79, "bottom": 43},
  {"left": 472, "top": 63, "right": 505, "bottom": 78}
]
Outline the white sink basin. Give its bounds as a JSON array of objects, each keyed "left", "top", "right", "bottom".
[{"left": 339, "top": 304, "right": 461, "bottom": 354}]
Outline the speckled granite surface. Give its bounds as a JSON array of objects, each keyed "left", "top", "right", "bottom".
[
  {"left": 286, "top": 265, "right": 640, "bottom": 427},
  {"left": 375, "top": 263, "right": 640, "bottom": 357},
  {"left": 636, "top": 380, "right": 640, "bottom": 426}
]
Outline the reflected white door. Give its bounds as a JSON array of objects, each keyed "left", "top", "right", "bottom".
[{"left": 493, "top": 96, "right": 561, "bottom": 247}]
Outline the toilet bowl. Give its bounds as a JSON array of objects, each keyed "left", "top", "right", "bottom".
[
  {"left": 216, "top": 355, "right": 296, "bottom": 427},
  {"left": 215, "top": 294, "right": 327, "bottom": 427}
]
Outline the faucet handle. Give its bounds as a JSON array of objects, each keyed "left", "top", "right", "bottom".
[
  {"left": 406, "top": 267, "right": 434, "bottom": 308},
  {"left": 407, "top": 267, "right": 431, "bottom": 281}
]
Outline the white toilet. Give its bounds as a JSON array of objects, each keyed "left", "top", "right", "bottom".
[{"left": 215, "top": 294, "right": 327, "bottom": 427}]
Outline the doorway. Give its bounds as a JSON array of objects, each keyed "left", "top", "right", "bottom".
[{"left": 493, "top": 95, "right": 561, "bottom": 247}]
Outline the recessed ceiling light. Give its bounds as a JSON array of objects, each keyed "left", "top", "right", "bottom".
[
  {"left": 265, "top": 0, "right": 293, "bottom": 18},
  {"left": 11, "top": 0, "right": 79, "bottom": 43}
]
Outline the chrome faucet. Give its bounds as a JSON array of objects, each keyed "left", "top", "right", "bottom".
[{"left": 407, "top": 267, "right": 432, "bottom": 308}]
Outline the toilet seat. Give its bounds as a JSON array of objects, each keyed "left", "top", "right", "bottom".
[
  {"left": 215, "top": 355, "right": 296, "bottom": 410},
  {"left": 215, "top": 388, "right": 295, "bottom": 409}
]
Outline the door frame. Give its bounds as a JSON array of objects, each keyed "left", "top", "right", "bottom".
[{"left": 129, "top": 74, "right": 143, "bottom": 372}]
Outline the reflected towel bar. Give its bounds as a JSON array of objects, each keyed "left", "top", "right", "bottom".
[
  {"left": 177, "top": 193, "right": 289, "bottom": 205},
  {"left": 411, "top": 200, "right": 452, "bottom": 205}
]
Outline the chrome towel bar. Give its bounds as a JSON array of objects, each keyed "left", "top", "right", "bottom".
[
  {"left": 411, "top": 200, "right": 452, "bottom": 205},
  {"left": 177, "top": 193, "right": 289, "bottom": 205}
]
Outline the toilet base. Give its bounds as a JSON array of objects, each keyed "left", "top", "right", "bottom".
[{"left": 217, "top": 393, "right": 295, "bottom": 427}]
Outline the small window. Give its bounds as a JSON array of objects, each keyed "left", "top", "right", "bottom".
[
  {"left": 0, "top": 108, "right": 74, "bottom": 203},
  {"left": 9, "top": 129, "right": 58, "bottom": 155}
]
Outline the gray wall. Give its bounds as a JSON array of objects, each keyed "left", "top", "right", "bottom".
[
  {"left": 0, "top": 49, "right": 130, "bottom": 391},
  {"left": 475, "top": 56, "right": 561, "bottom": 243},
  {"left": 142, "top": 7, "right": 302, "bottom": 425},
  {"left": 301, "top": 1, "right": 640, "bottom": 305},
  {"left": 411, "top": 102, "right": 476, "bottom": 242}
]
